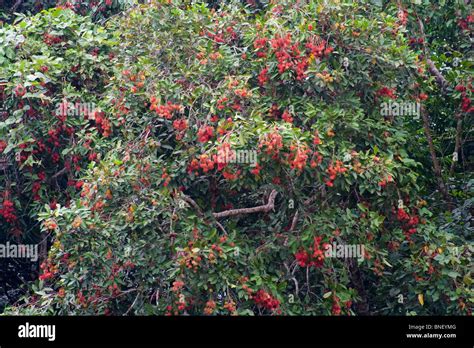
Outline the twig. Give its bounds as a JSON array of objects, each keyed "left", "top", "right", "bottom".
[
  {"left": 305, "top": 266, "right": 310, "bottom": 295},
  {"left": 47, "top": 167, "right": 68, "bottom": 184},
  {"left": 449, "top": 113, "right": 463, "bottom": 177},
  {"left": 284, "top": 262, "right": 299, "bottom": 296},
  {"left": 214, "top": 220, "right": 227, "bottom": 235},
  {"left": 289, "top": 210, "right": 299, "bottom": 231},
  {"left": 123, "top": 291, "right": 140, "bottom": 316},
  {"left": 11, "top": 0, "right": 22, "bottom": 13}
]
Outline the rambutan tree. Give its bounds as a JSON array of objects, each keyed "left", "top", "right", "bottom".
[{"left": 1, "top": 0, "right": 472, "bottom": 315}]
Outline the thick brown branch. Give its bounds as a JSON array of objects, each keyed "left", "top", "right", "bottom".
[
  {"left": 181, "top": 195, "right": 203, "bottom": 216},
  {"left": 426, "top": 58, "right": 449, "bottom": 91},
  {"left": 415, "top": 17, "right": 449, "bottom": 91},
  {"left": 213, "top": 190, "right": 278, "bottom": 219},
  {"left": 181, "top": 195, "right": 227, "bottom": 233},
  {"left": 420, "top": 107, "right": 451, "bottom": 202}
]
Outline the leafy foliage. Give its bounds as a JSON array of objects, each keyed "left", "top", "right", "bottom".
[{"left": 1, "top": 0, "right": 472, "bottom": 316}]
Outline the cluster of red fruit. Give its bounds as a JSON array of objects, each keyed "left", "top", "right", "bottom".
[
  {"left": 32, "top": 181, "right": 43, "bottom": 201},
  {"left": 408, "top": 37, "right": 425, "bottom": 48},
  {"left": 288, "top": 144, "right": 310, "bottom": 172},
  {"left": 454, "top": 84, "right": 474, "bottom": 113},
  {"left": 222, "top": 168, "right": 241, "bottom": 181},
  {"left": 332, "top": 295, "right": 342, "bottom": 316},
  {"left": 253, "top": 36, "right": 268, "bottom": 58},
  {"left": 254, "top": 32, "right": 333, "bottom": 82},
  {"left": 46, "top": 127, "right": 62, "bottom": 148},
  {"left": 43, "top": 33, "right": 62, "bottom": 46},
  {"left": 250, "top": 163, "right": 262, "bottom": 176},
  {"left": 58, "top": 0, "right": 115, "bottom": 16},
  {"left": 202, "top": 22, "right": 238, "bottom": 45},
  {"left": 0, "top": 198, "right": 17, "bottom": 224},
  {"left": 378, "top": 174, "right": 394, "bottom": 188},
  {"left": 208, "top": 235, "right": 231, "bottom": 262},
  {"left": 171, "top": 280, "right": 185, "bottom": 293},
  {"left": 311, "top": 131, "right": 324, "bottom": 167},
  {"left": 268, "top": 103, "right": 281, "bottom": 119},
  {"left": 240, "top": 276, "right": 254, "bottom": 297},
  {"left": 39, "top": 260, "right": 58, "bottom": 281},
  {"left": 188, "top": 154, "right": 215, "bottom": 174},
  {"left": 281, "top": 109, "right": 293, "bottom": 123},
  {"left": 172, "top": 119, "right": 188, "bottom": 140},
  {"left": 161, "top": 168, "right": 171, "bottom": 187},
  {"left": 376, "top": 86, "right": 397, "bottom": 99},
  {"left": 215, "top": 142, "right": 233, "bottom": 171},
  {"left": 204, "top": 299, "right": 216, "bottom": 315},
  {"left": 253, "top": 289, "right": 280, "bottom": 312},
  {"left": 14, "top": 84, "right": 26, "bottom": 98},
  {"left": 92, "top": 110, "right": 111, "bottom": 138},
  {"left": 14, "top": 142, "right": 30, "bottom": 166},
  {"left": 107, "top": 282, "right": 121, "bottom": 297},
  {"left": 331, "top": 294, "right": 352, "bottom": 316},
  {"left": 258, "top": 130, "right": 283, "bottom": 158},
  {"left": 188, "top": 142, "right": 244, "bottom": 178},
  {"left": 165, "top": 301, "right": 184, "bottom": 316},
  {"left": 258, "top": 66, "right": 269, "bottom": 86},
  {"left": 149, "top": 97, "right": 183, "bottom": 119},
  {"left": 270, "top": 33, "right": 308, "bottom": 79},
  {"left": 310, "top": 151, "right": 323, "bottom": 168},
  {"left": 77, "top": 291, "right": 87, "bottom": 308},
  {"left": 223, "top": 300, "right": 236, "bottom": 313},
  {"left": 0, "top": 140, "right": 6, "bottom": 153},
  {"left": 397, "top": 9, "right": 409, "bottom": 27},
  {"left": 197, "top": 125, "right": 214, "bottom": 143},
  {"left": 81, "top": 285, "right": 106, "bottom": 311},
  {"left": 396, "top": 207, "right": 420, "bottom": 241},
  {"left": 123, "top": 70, "right": 146, "bottom": 93},
  {"left": 305, "top": 37, "right": 333, "bottom": 60},
  {"left": 15, "top": 111, "right": 81, "bottom": 199},
  {"left": 166, "top": 281, "right": 188, "bottom": 313},
  {"left": 234, "top": 87, "right": 251, "bottom": 99},
  {"left": 325, "top": 160, "right": 347, "bottom": 187},
  {"left": 295, "top": 236, "right": 328, "bottom": 268},
  {"left": 457, "top": 14, "right": 473, "bottom": 30}
]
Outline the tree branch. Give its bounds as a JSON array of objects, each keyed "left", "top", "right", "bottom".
[
  {"left": 416, "top": 17, "right": 449, "bottom": 91},
  {"left": 11, "top": 0, "right": 22, "bottom": 13},
  {"left": 213, "top": 190, "right": 278, "bottom": 219},
  {"left": 420, "top": 106, "right": 451, "bottom": 203},
  {"left": 426, "top": 58, "right": 449, "bottom": 91},
  {"left": 180, "top": 195, "right": 226, "bottom": 234},
  {"left": 284, "top": 261, "right": 299, "bottom": 296},
  {"left": 289, "top": 210, "right": 299, "bottom": 231},
  {"left": 181, "top": 195, "right": 203, "bottom": 216}
]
